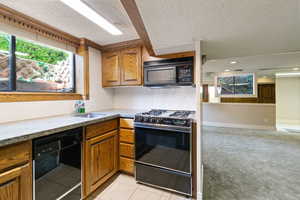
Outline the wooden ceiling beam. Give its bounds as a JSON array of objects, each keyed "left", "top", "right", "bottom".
[{"left": 120, "top": 0, "right": 155, "bottom": 56}]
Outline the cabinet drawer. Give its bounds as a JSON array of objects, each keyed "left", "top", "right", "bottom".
[
  {"left": 120, "top": 129, "right": 134, "bottom": 144},
  {"left": 120, "top": 157, "right": 134, "bottom": 174},
  {"left": 86, "top": 119, "right": 118, "bottom": 139},
  {"left": 0, "top": 163, "right": 32, "bottom": 200},
  {"left": 120, "top": 118, "right": 134, "bottom": 129},
  {"left": 0, "top": 141, "right": 31, "bottom": 171},
  {"left": 120, "top": 143, "right": 134, "bottom": 158}
]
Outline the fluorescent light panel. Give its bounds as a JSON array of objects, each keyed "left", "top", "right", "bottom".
[
  {"left": 276, "top": 72, "right": 300, "bottom": 77},
  {"left": 61, "top": 0, "right": 122, "bottom": 35}
]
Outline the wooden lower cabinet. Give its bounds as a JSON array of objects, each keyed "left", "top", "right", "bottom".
[
  {"left": 119, "top": 157, "right": 134, "bottom": 174},
  {"left": 72, "top": 118, "right": 138, "bottom": 198},
  {"left": 0, "top": 141, "right": 32, "bottom": 200},
  {"left": 83, "top": 121, "right": 119, "bottom": 198},
  {"left": 119, "top": 118, "right": 135, "bottom": 175},
  {"left": 120, "top": 118, "right": 134, "bottom": 129},
  {"left": 0, "top": 163, "right": 32, "bottom": 200},
  {"left": 120, "top": 143, "right": 134, "bottom": 158},
  {"left": 119, "top": 129, "right": 134, "bottom": 144}
]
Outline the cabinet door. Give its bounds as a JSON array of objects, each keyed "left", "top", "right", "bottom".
[
  {"left": 90, "top": 136, "right": 115, "bottom": 184},
  {"left": 102, "top": 51, "right": 121, "bottom": 87},
  {"left": 120, "top": 47, "right": 142, "bottom": 86},
  {"left": 202, "top": 84, "right": 209, "bottom": 102},
  {"left": 258, "top": 84, "right": 275, "bottom": 103},
  {"left": 84, "top": 130, "right": 118, "bottom": 196},
  {"left": 0, "top": 163, "right": 32, "bottom": 200}
]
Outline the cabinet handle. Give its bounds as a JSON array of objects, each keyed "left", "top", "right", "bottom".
[{"left": 0, "top": 163, "right": 29, "bottom": 184}]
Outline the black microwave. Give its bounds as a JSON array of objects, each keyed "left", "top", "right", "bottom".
[{"left": 143, "top": 57, "right": 194, "bottom": 87}]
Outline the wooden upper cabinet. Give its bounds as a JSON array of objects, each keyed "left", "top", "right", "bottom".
[
  {"left": 120, "top": 47, "right": 142, "bottom": 85},
  {"left": 102, "top": 51, "right": 121, "bottom": 87},
  {"left": 102, "top": 46, "right": 142, "bottom": 87}
]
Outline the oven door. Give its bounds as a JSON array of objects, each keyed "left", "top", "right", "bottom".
[
  {"left": 135, "top": 125, "right": 191, "bottom": 174},
  {"left": 144, "top": 66, "right": 177, "bottom": 86}
]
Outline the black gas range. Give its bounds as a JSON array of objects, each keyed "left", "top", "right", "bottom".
[
  {"left": 134, "top": 109, "right": 195, "bottom": 132},
  {"left": 134, "top": 109, "right": 195, "bottom": 196}
]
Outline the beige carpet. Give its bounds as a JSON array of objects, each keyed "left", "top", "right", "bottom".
[{"left": 203, "top": 126, "right": 300, "bottom": 200}]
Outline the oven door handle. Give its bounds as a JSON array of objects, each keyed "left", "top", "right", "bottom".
[{"left": 134, "top": 123, "right": 191, "bottom": 133}]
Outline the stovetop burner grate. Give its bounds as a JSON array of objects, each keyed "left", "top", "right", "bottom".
[
  {"left": 169, "top": 111, "right": 193, "bottom": 118},
  {"left": 141, "top": 109, "right": 168, "bottom": 116},
  {"left": 135, "top": 109, "right": 195, "bottom": 128}
]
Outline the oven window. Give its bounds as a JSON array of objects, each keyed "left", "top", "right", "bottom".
[
  {"left": 135, "top": 127, "right": 191, "bottom": 173},
  {"left": 146, "top": 67, "right": 176, "bottom": 84}
]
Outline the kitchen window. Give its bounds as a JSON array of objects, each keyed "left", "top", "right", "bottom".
[
  {"left": 0, "top": 32, "right": 9, "bottom": 91},
  {"left": 0, "top": 31, "right": 75, "bottom": 93}
]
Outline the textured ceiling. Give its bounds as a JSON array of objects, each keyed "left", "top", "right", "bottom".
[
  {"left": 136, "top": 0, "right": 300, "bottom": 59},
  {"left": 0, "top": 0, "right": 139, "bottom": 45},
  {"left": 1, "top": 0, "right": 300, "bottom": 62},
  {"left": 204, "top": 52, "right": 300, "bottom": 72},
  {"left": 203, "top": 52, "right": 300, "bottom": 80}
]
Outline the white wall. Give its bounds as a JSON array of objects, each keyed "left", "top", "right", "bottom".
[
  {"left": 0, "top": 48, "right": 114, "bottom": 123},
  {"left": 276, "top": 77, "right": 300, "bottom": 125},
  {"left": 113, "top": 87, "right": 196, "bottom": 110},
  {"left": 203, "top": 103, "right": 276, "bottom": 129}
]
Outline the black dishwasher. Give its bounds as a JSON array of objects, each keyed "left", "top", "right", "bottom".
[{"left": 33, "top": 128, "right": 82, "bottom": 200}]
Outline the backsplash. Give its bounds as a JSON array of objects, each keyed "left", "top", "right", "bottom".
[{"left": 113, "top": 86, "right": 196, "bottom": 110}]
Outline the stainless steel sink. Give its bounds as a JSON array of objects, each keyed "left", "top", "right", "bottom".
[{"left": 73, "top": 112, "right": 106, "bottom": 118}]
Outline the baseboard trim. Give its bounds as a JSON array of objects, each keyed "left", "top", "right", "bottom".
[
  {"left": 203, "top": 121, "right": 275, "bottom": 130},
  {"left": 277, "top": 119, "right": 300, "bottom": 125}
]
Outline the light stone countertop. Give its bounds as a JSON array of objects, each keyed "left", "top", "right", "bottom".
[{"left": 0, "top": 109, "right": 145, "bottom": 148}]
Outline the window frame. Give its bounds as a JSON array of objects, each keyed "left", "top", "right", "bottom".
[
  {"left": 0, "top": 33, "right": 82, "bottom": 102},
  {"left": 215, "top": 72, "right": 257, "bottom": 98}
]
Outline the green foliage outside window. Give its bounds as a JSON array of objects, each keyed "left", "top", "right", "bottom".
[
  {"left": 16, "top": 38, "right": 69, "bottom": 65},
  {"left": 0, "top": 32, "right": 74, "bottom": 92},
  {"left": 0, "top": 33, "right": 69, "bottom": 65},
  {"left": 0, "top": 33, "right": 9, "bottom": 52}
]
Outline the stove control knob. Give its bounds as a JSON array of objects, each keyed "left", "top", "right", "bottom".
[
  {"left": 135, "top": 116, "right": 141, "bottom": 122},
  {"left": 155, "top": 118, "right": 161, "bottom": 123},
  {"left": 143, "top": 117, "right": 148, "bottom": 122}
]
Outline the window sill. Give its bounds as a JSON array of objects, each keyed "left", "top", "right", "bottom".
[{"left": 0, "top": 92, "right": 83, "bottom": 102}]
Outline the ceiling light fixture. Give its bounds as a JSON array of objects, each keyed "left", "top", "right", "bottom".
[
  {"left": 225, "top": 69, "right": 231, "bottom": 72},
  {"left": 293, "top": 67, "right": 299, "bottom": 71},
  {"left": 276, "top": 72, "right": 300, "bottom": 77},
  {"left": 230, "top": 61, "right": 237, "bottom": 64},
  {"left": 60, "top": 0, "right": 122, "bottom": 35}
]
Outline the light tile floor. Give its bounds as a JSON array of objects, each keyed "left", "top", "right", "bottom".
[{"left": 90, "top": 174, "right": 191, "bottom": 200}]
